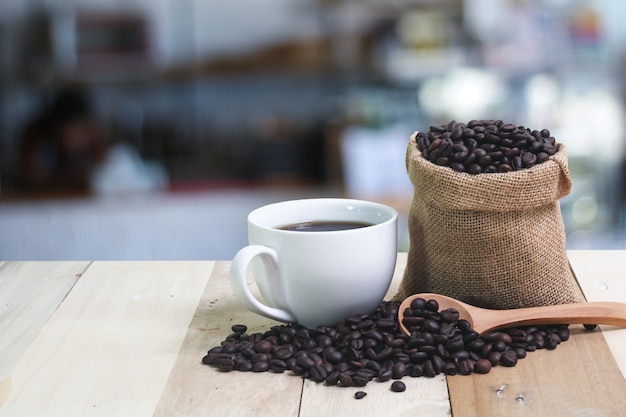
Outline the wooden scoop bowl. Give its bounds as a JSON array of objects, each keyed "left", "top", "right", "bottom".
[{"left": 398, "top": 293, "right": 626, "bottom": 335}]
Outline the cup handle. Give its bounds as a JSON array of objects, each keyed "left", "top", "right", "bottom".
[{"left": 229, "top": 245, "right": 297, "bottom": 323}]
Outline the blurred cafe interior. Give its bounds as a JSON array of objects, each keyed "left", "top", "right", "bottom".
[{"left": 1, "top": 0, "right": 626, "bottom": 260}]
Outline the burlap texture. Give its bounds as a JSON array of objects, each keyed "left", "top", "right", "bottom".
[{"left": 395, "top": 132, "right": 584, "bottom": 309}]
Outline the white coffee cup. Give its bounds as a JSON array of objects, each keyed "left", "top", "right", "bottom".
[{"left": 230, "top": 198, "right": 398, "bottom": 328}]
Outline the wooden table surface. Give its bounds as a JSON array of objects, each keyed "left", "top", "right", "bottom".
[{"left": 0, "top": 251, "right": 624, "bottom": 417}]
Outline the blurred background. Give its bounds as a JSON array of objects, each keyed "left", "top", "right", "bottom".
[{"left": 1, "top": 0, "right": 626, "bottom": 260}]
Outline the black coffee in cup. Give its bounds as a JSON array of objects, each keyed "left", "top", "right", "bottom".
[{"left": 277, "top": 220, "right": 373, "bottom": 232}]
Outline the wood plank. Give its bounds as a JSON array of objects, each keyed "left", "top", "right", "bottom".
[
  {"left": 0, "top": 262, "right": 90, "bottom": 381},
  {"left": 446, "top": 250, "right": 626, "bottom": 417},
  {"left": 152, "top": 261, "right": 304, "bottom": 417},
  {"left": 0, "top": 261, "right": 213, "bottom": 417},
  {"left": 300, "top": 374, "right": 450, "bottom": 416},
  {"left": 567, "top": 250, "right": 626, "bottom": 379},
  {"left": 299, "top": 252, "right": 450, "bottom": 417},
  {"left": 155, "top": 253, "right": 451, "bottom": 417},
  {"left": 447, "top": 325, "right": 626, "bottom": 417}
]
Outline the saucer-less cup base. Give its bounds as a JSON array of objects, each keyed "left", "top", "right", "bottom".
[{"left": 230, "top": 198, "right": 398, "bottom": 328}]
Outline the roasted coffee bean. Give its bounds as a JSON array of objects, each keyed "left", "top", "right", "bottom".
[
  {"left": 253, "top": 340, "right": 273, "bottom": 353},
  {"left": 401, "top": 316, "right": 424, "bottom": 330},
  {"left": 440, "top": 308, "right": 460, "bottom": 323},
  {"left": 376, "top": 319, "right": 396, "bottom": 330},
  {"left": 557, "top": 328, "right": 570, "bottom": 341},
  {"left": 269, "top": 359, "right": 287, "bottom": 373},
  {"left": 521, "top": 151, "right": 537, "bottom": 167},
  {"left": 474, "top": 359, "right": 492, "bottom": 374},
  {"left": 357, "top": 369, "right": 377, "bottom": 380},
  {"left": 286, "top": 357, "right": 298, "bottom": 370},
  {"left": 458, "top": 359, "right": 475, "bottom": 375},
  {"left": 309, "top": 365, "right": 328, "bottom": 382},
  {"left": 252, "top": 361, "right": 270, "bottom": 372},
  {"left": 251, "top": 352, "right": 270, "bottom": 363},
  {"left": 203, "top": 300, "right": 573, "bottom": 388},
  {"left": 545, "top": 332, "right": 562, "bottom": 350},
  {"left": 388, "top": 338, "right": 406, "bottom": 349},
  {"left": 447, "top": 339, "right": 465, "bottom": 353},
  {"left": 467, "top": 164, "right": 482, "bottom": 174},
  {"left": 231, "top": 324, "right": 248, "bottom": 334},
  {"left": 392, "top": 362, "right": 407, "bottom": 379},
  {"left": 501, "top": 123, "right": 517, "bottom": 132},
  {"left": 498, "top": 163, "right": 513, "bottom": 173},
  {"left": 514, "top": 348, "right": 527, "bottom": 359},
  {"left": 221, "top": 343, "right": 238, "bottom": 354},
  {"left": 500, "top": 350, "right": 518, "bottom": 367},
  {"left": 351, "top": 339, "right": 364, "bottom": 350},
  {"left": 364, "top": 329, "right": 384, "bottom": 343},
  {"left": 487, "top": 351, "right": 501, "bottom": 366},
  {"left": 377, "top": 368, "right": 393, "bottom": 382},
  {"left": 365, "top": 360, "right": 382, "bottom": 373},
  {"left": 354, "top": 391, "right": 367, "bottom": 400},
  {"left": 451, "top": 349, "right": 470, "bottom": 361},
  {"left": 325, "top": 371, "right": 340, "bottom": 386},
  {"left": 203, "top": 353, "right": 221, "bottom": 366},
  {"left": 467, "top": 338, "right": 485, "bottom": 353},
  {"left": 422, "top": 319, "right": 440, "bottom": 333},
  {"left": 323, "top": 348, "right": 343, "bottom": 364},
  {"left": 248, "top": 332, "right": 264, "bottom": 344},
  {"left": 417, "top": 120, "right": 559, "bottom": 174},
  {"left": 338, "top": 373, "right": 353, "bottom": 387},
  {"left": 426, "top": 299, "right": 440, "bottom": 312},
  {"left": 423, "top": 360, "right": 437, "bottom": 378},
  {"left": 391, "top": 381, "right": 406, "bottom": 392},
  {"left": 450, "top": 162, "right": 465, "bottom": 172},
  {"left": 443, "top": 363, "right": 459, "bottom": 376},
  {"left": 410, "top": 351, "right": 429, "bottom": 364},
  {"left": 493, "top": 340, "right": 507, "bottom": 352},
  {"left": 216, "top": 358, "right": 235, "bottom": 372},
  {"left": 296, "top": 355, "right": 316, "bottom": 369},
  {"left": 235, "top": 359, "right": 253, "bottom": 372},
  {"left": 274, "top": 348, "right": 293, "bottom": 361},
  {"left": 418, "top": 344, "right": 437, "bottom": 355}
]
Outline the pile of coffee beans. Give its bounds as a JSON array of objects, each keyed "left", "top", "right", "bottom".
[
  {"left": 202, "top": 299, "right": 573, "bottom": 394},
  {"left": 415, "top": 120, "right": 558, "bottom": 174}
]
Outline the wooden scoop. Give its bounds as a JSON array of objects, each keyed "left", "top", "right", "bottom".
[{"left": 398, "top": 293, "right": 626, "bottom": 335}]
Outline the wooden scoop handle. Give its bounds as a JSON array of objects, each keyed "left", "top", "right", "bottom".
[{"left": 475, "top": 301, "right": 626, "bottom": 333}]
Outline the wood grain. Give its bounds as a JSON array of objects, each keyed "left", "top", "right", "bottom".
[
  {"left": 0, "top": 261, "right": 90, "bottom": 381},
  {"left": 568, "top": 250, "right": 626, "bottom": 379},
  {"left": 152, "top": 261, "right": 304, "bottom": 417},
  {"left": 297, "top": 253, "right": 450, "bottom": 417},
  {"left": 300, "top": 374, "right": 450, "bottom": 417},
  {"left": 447, "top": 325, "right": 626, "bottom": 417},
  {"left": 1, "top": 251, "right": 623, "bottom": 417},
  {"left": 0, "top": 261, "right": 213, "bottom": 417},
  {"left": 154, "top": 254, "right": 451, "bottom": 417},
  {"left": 446, "top": 250, "right": 626, "bottom": 417}
]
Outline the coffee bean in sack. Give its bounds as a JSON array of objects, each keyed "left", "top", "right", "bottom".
[{"left": 415, "top": 120, "right": 557, "bottom": 174}]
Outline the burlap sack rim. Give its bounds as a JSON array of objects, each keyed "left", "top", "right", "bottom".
[{"left": 407, "top": 132, "right": 572, "bottom": 212}]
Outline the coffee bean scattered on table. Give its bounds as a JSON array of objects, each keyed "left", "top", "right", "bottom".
[
  {"left": 202, "top": 299, "right": 573, "bottom": 391},
  {"left": 415, "top": 120, "right": 558, "bottom": 174},
  {"left": 354, "top": 391, "right": 367, "bottom": 399},
  {"left": 390, "top": 381, "right": 406, "bottom": 393}
]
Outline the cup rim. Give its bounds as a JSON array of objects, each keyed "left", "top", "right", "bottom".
[{"left": 247, "top": 198, "right": 398, "bottom": 234}]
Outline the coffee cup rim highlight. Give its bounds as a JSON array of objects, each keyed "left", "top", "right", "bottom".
[{"left": 247, "top": 198, "right": 398, "bottom": 234}]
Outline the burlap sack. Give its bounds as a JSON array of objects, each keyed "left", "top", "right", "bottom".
[{"left": 395, "top": 132, "right": 584, "bottom": 309}]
